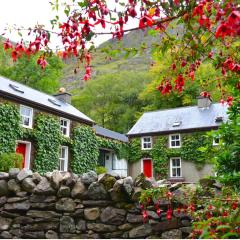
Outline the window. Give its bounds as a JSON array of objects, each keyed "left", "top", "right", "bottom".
[
  {"left": 20, "top": 105, "right": 33, "bottom": 128},
  {"left": 213, "top": 136, "right": 220, "bottom": 146},
  {"left": 170, "top": 157, "right": 181, "bottom": 178},
  {"left": 169, "top": 134, "right": 181, "bottom": 148},
  {"left": 59, "top": 146, "right": 68, "bottom": 172},
  {"left": 141, "top": 137, "right": 152, "bottom": 150},
  {"left": 60, "top": 118, "right": 70, "bottom": 137}
]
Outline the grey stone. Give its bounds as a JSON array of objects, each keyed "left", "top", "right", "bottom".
[
  {"left": 109, "top": 179, "right": 129, "bottom": 202},
  {"left": 213, "top": 182, "right": 222, "bottom": 189},
  {"left": 134, "top": 173, "right": 153, "bottom": 189},
  {"left": 98, "top": 173, "right": 116, "bottom": 191},
  {"left": 123, "top": 176, "right": 133, "bottom": 195},
  {"left": 4, "top": 201, "right": 30, "bottom": 211},
  {"left": 7, "top": 179, "right": 21, "bottom": 193},
  {"left": 32, "top": 172, "right": 42, "bottom": 183},
  {"left": 0, "top": 172, "right": 9, "bottom": 180},
  {"left": 147, "top": 210, "right": 160, "bottom": 220},
  {"left": 34, "top": 177, "right": 55, "bottom": 195},
  {"left": 46, "top": 230, "right": 58, "bottom": 239},
  {"left": 181, "top": 219, "right": 192, "bottom": 227},
  {"left": 22, "top": 222, "right": 59, "bottom": 231},
  {"left": 76, "top": 220, "right": 86, "bottom": 231},
  {"left": 16, "top": 191, "right": 27, "bottom": 197},
  {"left": 173, "top": 184, "right": 197, "bottom": 205},
  {"left": 56, "top": 198, "right": 76, "bottom": 212},
  {"left": 88, "top": 182, "right": 108, "bottom": 200},
  {"left": 71, "top": 209, "right": 84, "bottom": 218},
  {"left": 0, "top": 196, "right": 7, "bottom": 207},
  {"left": 45, "top": 172, "right": 52, "bottom": 180},
  {"left": 0, "top": 231, "right": 12, "bottom": 239},
  {"left": 30, "top": 202, "right": 55, "bottom": 210},
  {"left": 9, "top": 168, "right": 20, "bottom": 179},
  {"left": 82, "top": 200, "right": 112, "bottom": 207},
  {"left": 157, "top": 179, "right": 168, "bottom": 185},
  {"left": 100, "top": 206, "right": 126, "bottom": 225},
  {"left": 71, "top": 180, "right": 86, "bottom": 198},
  {"left": 16, "top": 169, "right": 32, "bottom": 182},
  {"left": 9, "top": 229, "right": 23, "bottom": 238},
  {"left": 161, "top": 229, "right": 182, "bottom": 239},
  {"left": 0, "top": 217, "right": 12, "bottom": 230},
  {"left": 58, "top": 186, "right": 70, "bottom": 197},
  {"left": 169, "top": 182, "right": 183, "bottom": 191},
  {"left": 0, "top": 211, "right": 20, "bottom": 218},
  {"left": 23, "top": 231, "right": 45, "bottom": 238},
  {"left": 199, "top": 178, "right": 216, "bottom": 188},
  {"left": 84, "top": 207, "right": 100, "bottom": 220},
  {"left": 118, "top": 223, "right": 133, "bottom": 231},
  {"left": 129, "top": 224, "right": 152, "bottom": 238},
  {"left": 126, "top": 213, "right": 143, "bottom": 223},
  {"left": 27, "top": 210, "right": 61, "bottom": 218},
  {"left": 180, "top": 227, "right": 192, "bottom": 234},
  {"left": 0, "top": 180, "right": 8, "bottom": 196},
  {"left": 30, "top": 194, "right": 56, "bottom": 203},
  {"left": 22, "top": 177, "right": 36, "bottom": 192},
  {"left": 152, "top": 218, "right": 179, "bottom": 232},
  {"left": 81, "top": 171, "right": 97, "bottom": 185},
  {"left": 110, "top": 172, "right": 121, "bottom": 179},
  {"left": 87, "top": 223, "right": 117, "bottom": 232},
  {"left": 51, "top": 170, "right": 63, "bottom": 189},
  {"left": 131, "top": 187, "right": 142, "bottom": 201},
  {"left": 7, "top": 197, "right": 28, "bottom": 203},
  {"left": 60, "top": 216, "right": 75, "bottom": 233},
  {"left": 13, "top": 216, "right": 33, "bottom": 224},
  {"left": 102, "top": 231, "right": 123, "bottom": 238}
]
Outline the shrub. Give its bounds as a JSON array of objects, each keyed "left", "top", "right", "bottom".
[
  {"left": 0, "top": 152, "right": 23, "bottom": 171},
  {"left": 96, "top": 166, "right": 107, "bottom": 175}
]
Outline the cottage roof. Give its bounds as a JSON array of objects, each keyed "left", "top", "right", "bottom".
[
  {"left": 127, "top": 103, "right": 229, "bottom": 136},
  {"left": 0, "top": 76, "right": 93, "bottom": 124},
  {"left": 93, "top": 125, "right": 128, "bottom": 143}
]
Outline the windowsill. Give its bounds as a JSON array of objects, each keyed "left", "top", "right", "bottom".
[
  {"left": 169, "top": 146, "right": 181, "bottom": 149},
  {"left": 22, "top": 125, "right": 33, "bottom": 129},
  {"left": 141, "top": 148, "right": 152, "bottom": 151},
  {"left": 168, "top": 177, "right": 185, "bottom": 183}
]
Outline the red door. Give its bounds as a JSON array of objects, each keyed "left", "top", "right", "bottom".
[
  {"left": 143, "top": 159, "right": 152, "bottom": 178},
  {"left": 16, "top": 143, "right": 26, "bottom": 168}
]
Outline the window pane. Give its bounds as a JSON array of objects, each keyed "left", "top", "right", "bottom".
[
  {"left": 177, "top": 168, "right": 181, "bottom": 177},
  {"left": 172, "top": 168, "right": 176, "bottom": 177},
  {"left": 176, "top": 140, "right": 180, "bottom": 146},
  {"left": 60, "top": 159, "right": 65, "bottom": 171},
  {"left": 22, "top": 116, "right": 30, "bottom": 126}
]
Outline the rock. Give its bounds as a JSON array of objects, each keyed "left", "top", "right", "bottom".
[
  {"left": 110, "top": 172, "right": 121, "bottom": 180},
  {"left": 4, "top": 201, "right": 30, "bottom": 211},
  {"left": 180, "top": 219, "right": 192, "bottom": 227},
  {"left": 131, "top": 187, "right": 142, "bottom": 201},
  {"left": 152, "top": 218, "right": 179, "bottom": 232},
  {"left": 7, "top": 197, "right": 28, "bottom": 203},
  {"left": 22, "top": 177, "right": 36, "bottom": 192},
  {"left": 81, "top": 171, "right": 98, "bottom": 185},
  {"left": 0, "top": 180, "right": 8, "bottom": 196},
  {"left": 71, "top": 209, "right": 84, "bottom": 218},
  {"left": 0, "top": 172, "right": 9, "bottom": 180},
  {"left": 45, "top": 172, "right": 52, "bottom": 180},
  {"left": 13, "top": 216, "right": 33, "bottom": 224},
  {"left": 0, "top": 231, "right": 12, "bottom": 239},
  {"left": 9, "top": 168, "right": 20, "bottom": 179},
  {"left": 58, "top": 186, "right": 70, "bottom": 197},
  {"left": 23, "top": 231, "right": 45, "bottom": 238},
  {"left": 109, "top": 179, "right": 129, "bottom": 202},
  {"left": 71, "top": 180, "right": 86, "bottom": 198},
  {"left": 0, "top": 217, "right": 12, "bottom": 230},
  {"left": 82, "top": 200, "right": 112, "bottom": 207},
  {"left": 34, "top": 177, "right": 55, "bottom": 195},
  {"left": 27, "top": 210, "right": 61, "bottom": 218},
  {"left": 173, "top": 184, "right": 197, "bottom": 205},
  {"left": 157, "top": 179, "right": 168, "bottom": 185},
  {"left": 76, "top": 220, "right": 86, "bottom": 231},
  {"left": 98, "top": 173, "right": 116, "bottom": 191},
  {"left": 100, "top": 206, "right": 126, "bottom": 225},
  {"left": 32, "top": 172, "right": 42, "bottom": 184},
  {"left": 84, "top": 207, "right": 100, "bottom": 220},
  {"left": 7, "top": 179, "right": 21, "bottom": 193},
  {"left": 88, "top": 182, "right": 108, "bottom": 200},
  {"left": 16, "top": 191, "right": 27, "bottom": 197},
  {"left": 126, "top": 213, "right": 143, "bottom": 223},
  {"left": 134, "top": 173, "right": 153, "bottom": 189},
  {"left": 118, "top": 223, "right": 133, "bottom": 231},
  {"left": 46, "top": 230, "right": 58, "bottom": 239},
  {"left": 102, "top": 231, "right": 123, "bottom": 238},
  {"left": 147, "top": 210, "right": 160, "bottom": 220},
  {"left": 51, "top": 170, "right": 63, "bottom": 189},
  {"left": 9, "top": 229, "right": 23, "bottom": 238},
  {"left": 31, "top": 202, "right": 55, "bottom": 210},
  {"left": 16, "top": 169, "right": 32, "bottom": 182},
  {"left": 213, "top": 182, "right": 222, "bottom": 190},
  {"left": 180, "top": 227, "right": 192, "bottom": 234},
  {"left": 60, "top": 216, "right": 75, "bottom": 233},
  {"left": 199, "top": 178, "right": 216, "bottom": 188},
  {"left": 169, "top": 182, "right": 182, "bottom": 191},
  {"left": 56, "top": 198, "right": 76, "bottom": 212},
  {"left": 123, "top": 176, "right": 133, "bottom": 195},
  {"left": 22, "top": 222, "right": 59, "bottom": 231},
  {"left": 0, "top": 211, "right": 20, "bottom": 218},
  {"left": 129, "top": 224, "right": 152, "bottom": 238},
  {"left": 161, "top": 229, "right": 182, "bottom": 239},
  {"left": 87, "top": 223, "right": 117, "bottom": 232},
  {"left": 0, "top": 196, "right": 7, "bottom": 207},
  {"left": 30, "top": 194, "right": 56, "bottom": 203}
]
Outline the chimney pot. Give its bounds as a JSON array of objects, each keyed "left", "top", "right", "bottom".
[
  {"left": 196, "top": 96, "right": 212, "bottom": 108},
  {"left": 54, "top": 91, "right": 72, "bottom": 104}
]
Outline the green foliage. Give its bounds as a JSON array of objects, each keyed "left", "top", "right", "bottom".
[
  {"left": 0, "top": 104, "right": 22, "bottom": 155},
  {"left": 0, "top": 153, "right": 23, "bottom": 171},
  {"left": 33, "top": 114, "right": 62, "bottom": 174},
  {"left": 71, "top": 125, "right": 99, "bottom": 174},
  {"left": 96, "top": 166, "right": 107, "bottom": 175},
  {"left": 128, "top": 138, "right": 144, "bottom": 163}
]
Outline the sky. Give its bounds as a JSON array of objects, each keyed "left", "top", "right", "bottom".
[{"left": 0, "top": 0, "right": 137, "bottom": 49}]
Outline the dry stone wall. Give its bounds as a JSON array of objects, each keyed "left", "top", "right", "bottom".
[{"left": 0, "top": 169, "right": 192, "bottom": 239}]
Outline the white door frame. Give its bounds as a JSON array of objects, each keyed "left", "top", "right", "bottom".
[
  {"left": 16, "top": 141, "right": 31, "bottom": 170},
  {"left": 141, "top": 158, "right": 153, "bottom": 178}
]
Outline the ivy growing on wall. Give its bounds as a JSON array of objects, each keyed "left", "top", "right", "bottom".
[
  {"left": 0, "top": 104, "right": 22, "bottom": 155},
  {"left": 71, "top": 125, "right": 99, "bottom": 174},
  {"left": 33, "top": 114, "right": 62, "bottom": 174}
]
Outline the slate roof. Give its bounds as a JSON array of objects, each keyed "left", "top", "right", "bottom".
[
  {"left": 0, "top": 76, "right": 94, "bottom": 124},
  {"left": 93, "top": 125, "right": 128, "bottom": 143},
  {"left": 127, "top": 103, "right": 229, "bottom": 136}
]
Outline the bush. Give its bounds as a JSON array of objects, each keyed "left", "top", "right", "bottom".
[
  {"left": 0, "top": 153, "right": 23, "bottom": 171},
  {"left": 96, "top": 166, "right": 107, "bottom": 175}
]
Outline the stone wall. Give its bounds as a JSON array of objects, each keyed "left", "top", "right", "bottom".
[{"left": 0, "top": 169, "right": 192, "bottom": 239}]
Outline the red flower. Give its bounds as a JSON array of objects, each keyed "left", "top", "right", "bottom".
[
  {"left": 215, "top": 23, "right": 233, "bottom": 39},
  {"left": 139, "top": 14, "right": 153, "bottom": 29},
  {"left": 3, "top": 39, "right": 12, "bottom": 50},
  {"left": 166, "top": 209, "right": 173, "bottom": 220}
]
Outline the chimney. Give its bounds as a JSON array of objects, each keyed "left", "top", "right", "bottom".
[
  {"left": 196, "top": 96, "right": 212, "bottom": 109},
  {"left": 54, "top": 88, "right": 72, "bottom": 104}
]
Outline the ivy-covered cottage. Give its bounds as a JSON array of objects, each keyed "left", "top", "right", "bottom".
[
  {"left": 0, "top": 76, "right": 128, "bottom": 175},
  {"left": 127, "top": 97, "right": 228, "bottom": 182}
]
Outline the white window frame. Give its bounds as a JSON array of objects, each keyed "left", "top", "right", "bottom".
[
  {"left": 170, "top": 157, "right": 182, "bottom": 178},
  {"left": 59, "top": 146, "right": 68, "bottom": 172},
  {"left": 60, "top": 118, "right": 70, "bottom": 137},
  {"left": 20, "top": 105, "right": 33, "bottom": 128},
  {"left": 141, "top": 136, "right": 153, "bottom": 150},
  {"left": 169, "top": 134, "right": 181, "bottom": 148},
  {"left": 213, "top": 136, "right": 220, "bottom": 146}
]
